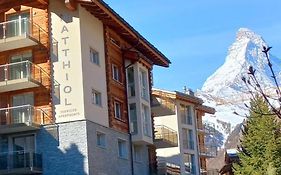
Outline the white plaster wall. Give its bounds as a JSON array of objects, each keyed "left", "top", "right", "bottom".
[
  {"left": 79, "top": 6, "right": 109, "bottom": 127},
  {"left": 50, "top": 0, "right": 85, "bottom": 123}
]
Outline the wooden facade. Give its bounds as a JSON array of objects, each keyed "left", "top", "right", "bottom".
[{"left": 0, "top": 3, "right": 53, "bottom": 125}]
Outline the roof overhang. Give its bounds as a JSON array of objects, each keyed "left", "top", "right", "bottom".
[
  {"left": 77, "top": 0, "right": 171, "bottom": 67},
  {"left": 0, "top": 0, "right": 48, "bottom": 12}
]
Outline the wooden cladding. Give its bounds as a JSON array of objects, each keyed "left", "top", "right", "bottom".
[
  {"left": 0, "top": 5, "right": 52, "bottom": 124},
  {"left": 104, "top": 26, "right": 129, "bottom": 133}
]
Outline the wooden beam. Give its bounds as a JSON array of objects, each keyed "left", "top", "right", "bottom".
[
  {"left": 37, "top": 0, "right": 48, "bottom": 5},
  {"left": 65, "top": 0, "right": 77, "bottom": 11}
]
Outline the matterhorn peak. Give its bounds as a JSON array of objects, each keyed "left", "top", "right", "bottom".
[
  {"left": 201, "top": 28, "right": 279, "bottom": 98},
  {"left": 235, "top": 27, "right": 266, "bottom": 48}
]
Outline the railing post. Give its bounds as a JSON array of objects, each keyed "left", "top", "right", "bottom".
[
  {"left": 4, "top": 65, "right": 7, "bottom": 85},
  {"left": 3, "top": 23, "right": 6, "bottom": 39},
  {"left": 27, "top": 106, "right": 31, "bottom": 124},
  {"left": 26, "top": 61, "right": 30, "bottom": 79},
  {"left": 18, "top": 16, "right": 22, "bottom": 36}
]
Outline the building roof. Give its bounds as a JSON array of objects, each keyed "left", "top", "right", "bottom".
[
  {"left": 152, "top": 88, "right": 216, "bottom": 114},
  {"left": 78, "top": 0, "right": 171, "bottom": 67}
]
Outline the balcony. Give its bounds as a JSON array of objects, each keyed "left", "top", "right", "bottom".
[
  {"left": 151, "top": 96, "right": 175, "bottom": 117},
  {"left": 0, "top": 152, "right": 42, "bottom": 175},
  {"left": 0, "top": 18, "right": 47, "bottom": 52},
  {"left": 0, "top": 61, "right": 50, "bottom": 93},
  {"left": 199, "top": 146, "right": 217, "bottom": 158},
  {"left": 0, "top": 105, "right": 50, "bottom": 134},
  {"left": 154, "top": 125, "right": 178, "bottom": 148}
]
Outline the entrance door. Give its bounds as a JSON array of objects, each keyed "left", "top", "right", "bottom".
[
  {"left": 6, "top": 12, "right": 30, "bottom": 37},
  {"left": 9, "top": 51, "right": 32, "bottom": 80},
  {"left": 12, "top": 93, "right": 34, "bottom": 124}
]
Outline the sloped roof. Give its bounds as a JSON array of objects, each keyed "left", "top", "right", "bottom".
[{"left": 78, "top": 0, "right": 171, "bottom": 67}]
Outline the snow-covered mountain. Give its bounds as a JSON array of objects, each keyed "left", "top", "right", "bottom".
[{"left": 197, "top": 28, "right": 281, "bottom": 145}]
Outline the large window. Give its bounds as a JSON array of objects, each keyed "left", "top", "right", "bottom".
[
  {"left": 182, "top": 128, "right": 194, "bottom": 150},
  {"left": 142, "top": 104, "right": 151, "bottom": 137},
  {"left": 127, "top": 67, "right": 135, "bottom": 97},
  {"left": 184, "top": 154, "right": 196, "bottom": 174},
  {"left": 129, "top": 103, "right": 138, "bottom": 134},
  {"left": 181, "top": 105, "right": 193, "bottom": 125},
  {"left": 118, "top": 139, "right": 128, "bottom": 159},
  {"left": 139, "top": 69, "right": 148, "bottom": 100},
  {"left": 90, "top": 48, "right": 100, "bottom": 65}
]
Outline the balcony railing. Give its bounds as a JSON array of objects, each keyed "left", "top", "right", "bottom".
[
  {"left": 0, "top": 105, "right": 51, "bottom": 134},
  {"left": 0, "top": 18, "right": 58, "bottom": 53},
  {"left": 0, "top": 152, "right": 42, "bottom": 174},
  {"left": 154, "top": 125, "right": 178, "bottom": 148},
  {"left": 199, "top": 146, "right": 217, "bottom": 158},
  {"left": 182, "top": 140, "right": 195, "bottom": 150},
  {"left": 0, "top": 60, "right": 55, "bottom": 92}
]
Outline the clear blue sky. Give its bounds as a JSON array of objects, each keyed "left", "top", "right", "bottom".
[{"left": 105, "top": 0, "right": 281, "bottom": 91}]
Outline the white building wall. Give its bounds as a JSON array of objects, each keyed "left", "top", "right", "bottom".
[
  {"left": 50, "top": 0, "right": 85, "bottom": 123},
  {"left": 154, "top": 100, "right": 201, "bottom": 175},
  {"left": 79, "top": 6, "right": 109, "bottom": 127}
]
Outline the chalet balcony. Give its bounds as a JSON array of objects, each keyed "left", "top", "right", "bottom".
[
  {"left": 0, "top": 152, "right": 42, "bottom": 175},
  {"left": 151, "top": 96, "right": 176, "bottom": 117},
  {"left": 199, "top": 146, "right": 218, "bottom": 158},
  {"left": 0, "top": 18, "right": 48, "bottom": 52},
  {"left": 0, "top": 105, "right": 50, "bottom": 134},
  {"left": 0, "top": 61, "right": 50, "bottom": 93},
  {"left": 154, "top": 125, "right": 178, "bottom": 148}
]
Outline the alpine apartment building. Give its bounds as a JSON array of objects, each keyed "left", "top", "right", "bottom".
[
  {"left": 0, "top": 0, "right": 171, "bottom": 175},
  {"left": 152, "top": 88, "right": 217, "bottom": 175}
]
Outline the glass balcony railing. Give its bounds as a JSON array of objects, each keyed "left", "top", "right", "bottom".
[
  {"left": 199, "top": 146, "right": 217, "bottom": 158},
  {"left": 0, "top": 60, "right": 58, "bottom": 92},
  {"left": 0, "top": 18, "right": 58, "bottom": 53},
  {"left": 154, "top": 125, "right": 178, "bottom": 148},
  {"left": 0, "top": 152, "right": 42, "bottom": 174},
  {"left": 0, "top": 105, "right": 51, "bottom": 134}
]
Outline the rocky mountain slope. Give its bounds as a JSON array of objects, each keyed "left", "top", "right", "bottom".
[{"left": 197, "top": 28, "right": 281, "bottom": 146}]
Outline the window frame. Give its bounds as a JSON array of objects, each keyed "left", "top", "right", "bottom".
[
  {"left": 90, "top": 48, "right": 100, "bottom": 66},
  {"left": 96, "top": 131, "right": 106, "bottom": 148},
  {"left": 92, "top": 89, "right": 102, "bottom": 107},
  {"left": 114, "top": 100, "right": 123, "bottom": 120},
  {"left": 112, "top": 64, "right": 121, "bottom": 82},
  {"left": 117, "top": 139, "right": 128, "bottom": 159}
]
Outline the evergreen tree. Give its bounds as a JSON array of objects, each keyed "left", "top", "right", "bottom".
[{"left": 233, "top": 96, "right": 281, "bottom": 175}]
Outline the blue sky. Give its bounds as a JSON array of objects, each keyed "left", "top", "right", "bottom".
[{"left": 104, "top": 0, "right": 281, "bottom": 91}]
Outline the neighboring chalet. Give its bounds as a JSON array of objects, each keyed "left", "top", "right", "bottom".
[{"left": 151, "top": 88, "right": 217, "bottom": 175}]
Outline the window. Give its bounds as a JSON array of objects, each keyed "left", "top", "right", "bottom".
[
  {"left": 96, "top": 132, "right": 106, "bottom": 148},
  {"left": 90, "top": 48, "right": 99, "bottom": 65},
  {"left": 142, "top": 104, "right": 151, "bottom": 137},
  {"left": 118, "top": 139, "right": 128, "bottom": 159},
  {"left": 129, "top": 103, "right": 138, "bottom": 134},
  {"left": 114, "top": 101, "right": 122, "bottom": 119},
  {"left": 112, "top": 64, "right": 121, "bottom": 82},
  {"left": 92, "top": 89, "right": 102, "bottom": 106},
  {"left": 184, "top": 154, "right": 196, "bottom": 174},
  {"left": 139, "top": 69, "right": 148, "bottom": 100},
  {"left": 127, "top": 67, "right": 135, "bottom": 97},
  {"left": 181, "top": 105, "right": 193, "bottom": 125},
  {"left": 133, "top": 145, "right": 142, "bottom": 162},
  {"left": 182, "top": 128, "right": 194, "bottom": 150}
]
